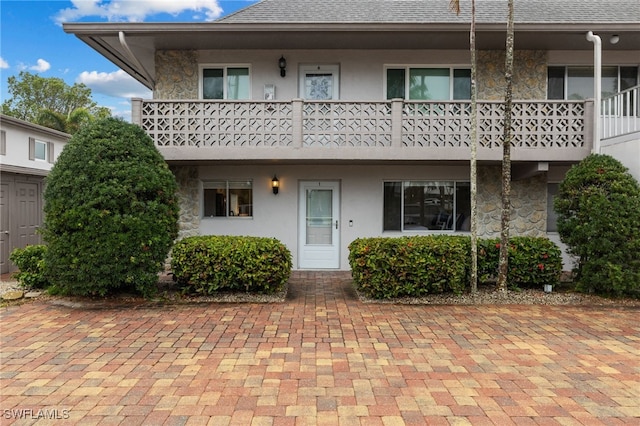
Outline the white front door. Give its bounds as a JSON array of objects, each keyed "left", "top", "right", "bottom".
[
  {"left": 299, "top": 181, "right": 340, "bottom": 269},
  {"left": 299, "top": 65, "right": 340, "bottom": 100}
]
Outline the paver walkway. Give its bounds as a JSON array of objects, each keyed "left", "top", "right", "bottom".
[{"left": 1, "top": 271, "right": 639, "bottom": 425}]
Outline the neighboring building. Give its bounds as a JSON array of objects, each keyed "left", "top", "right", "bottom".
[
  {"left": 64, "top": 0, "right": 640, "bottom": 270},
  {"left": 0, "top": 114, "right": 70, "bottom": 273}
]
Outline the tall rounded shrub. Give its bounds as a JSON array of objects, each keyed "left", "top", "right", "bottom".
[
  {"left": 42, "top": 118, "right": 179, "bottom": 296},
  {"left": 554, "top": 154, "right": 640, "bottom": 296}
]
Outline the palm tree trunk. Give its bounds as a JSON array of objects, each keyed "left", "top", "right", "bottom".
[
  {"left": 449, "top": 0, "right": 478, "bottom": 293},
  {"left": 497, "top": 0, "right": 515, "bottom": 293},
  {"left": 469, "top": 0, "right": 478, "bottom": 293}
]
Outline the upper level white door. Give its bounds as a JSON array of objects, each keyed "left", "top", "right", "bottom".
[{"left": 299, "top": 65, "right": 340, "bottom": 100}]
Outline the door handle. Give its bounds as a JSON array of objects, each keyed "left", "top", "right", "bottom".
[
  {"left": 1, "top": 231, "right": 8, "bottom": 235},
  {"left": 335, "top": 220, "right": 338, "bottom": 229}
]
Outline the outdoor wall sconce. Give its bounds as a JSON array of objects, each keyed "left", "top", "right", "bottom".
[
  {"left": 610, "top": 34, "right": 620, "bottom": 45},
  {"left": 278, "top": 56, "right": 287, "bottom": 77},
  {"left": 272, "top": 175, "right": 280, "bottom": 194}
]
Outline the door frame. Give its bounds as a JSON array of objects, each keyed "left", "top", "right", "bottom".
[{"left": 298, "top": 180, "right": 340, "bottom": 269}]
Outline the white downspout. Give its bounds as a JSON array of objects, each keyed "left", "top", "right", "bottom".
[{"left": 586, "top": 31, "right": 601, "bottom": 154}]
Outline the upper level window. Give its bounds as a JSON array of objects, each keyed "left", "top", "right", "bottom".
[
  {"left": 383, "top": 181, "right": 471, "bottom": 232},
  {"left": 547, "top": 66, "right": 638, "bottom": 100},
  {"left": 35, "top": 141, "right": 47, "bottom": 160},
  {"left": 202, "top": 66, "right": 250, "bottom": 100},
  {"left": 386, "top": 67, "right": 471, "bottom": 100},
  {"left": 203, "top": 180, "right": 253, "bottom": 218},
  {"left": 28, "top": 137, "right": 52, "bottom": 163}
]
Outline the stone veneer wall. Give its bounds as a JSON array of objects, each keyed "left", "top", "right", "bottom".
[
  {"left": 155, "top": 51, "right": 199, "bottom": 100},
  {"left": 477, "top": 50, "right": 547, "bottom": 100},
  {"left": 477, "top": 165, "right": 547, "bottom": 237},
  {"left": 170, "top": 165, "right": 201, "bottom": 240}
]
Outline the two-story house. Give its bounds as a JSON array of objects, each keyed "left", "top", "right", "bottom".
[
  {"left": 0, "top": 114, "right": 70, "bottom": 273},
  {"left": 63, "top": 0, "right": 640, "bottom": 270}
]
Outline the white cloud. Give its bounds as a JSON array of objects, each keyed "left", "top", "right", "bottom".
[
  {"left": 29, "top": 59, "right": 51, "bottom": 72},
  {"left": 77, "top": 69, "right": 152, "bottom": 99},
  {"left": 0, "top": 57, "right": 8, "bottom": 69},
  {"left": 55, "top": 0, "right": 224, "bottom": 24}
]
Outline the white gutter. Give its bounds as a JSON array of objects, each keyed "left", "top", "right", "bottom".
[
  {"left": 118, "top": 31, "right": 155, "bottom": 89},
  {"left": 586, "top": 31, "right": 601, "bottom": 154}
]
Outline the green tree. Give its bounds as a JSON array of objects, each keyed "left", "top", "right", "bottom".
[
  {"left": 42, "top": 118, "right": 179, "bottom": 297},
  {"left": 554, "top": 154, "right": 640, "bottom": 296},
  {"left": 35, "top": 108, "right": 94, "bottom": 134},
  {"left": 2, "top": 71, "right": 110, "bottom": 132}
]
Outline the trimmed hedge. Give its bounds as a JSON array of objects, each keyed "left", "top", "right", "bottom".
[
  {"left": 349, "top": 235, "right": 562, "bottom": 299},
  {"left": 171, "top": 235, "right": 292, "bottom": 295},
  {"left": 478, "top": 237, "right": 562, "bottom": 288},
  {"left": 9, "top": 245, "right": 49, "bottom": 289},
  {"left": 349, "top": 235, "right": 470, "bottom": 299}
]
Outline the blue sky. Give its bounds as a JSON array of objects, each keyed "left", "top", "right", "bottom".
[{"left": 1, "top": 0, "right": 259, "bottom": 121}]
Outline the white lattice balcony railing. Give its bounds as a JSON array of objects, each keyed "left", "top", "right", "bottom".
[
  {"left": 602, "top": 85, "right": 640, "bottom": 140},
  {"left": 132, "top": 98, "right": 593, "bottom": 162}
]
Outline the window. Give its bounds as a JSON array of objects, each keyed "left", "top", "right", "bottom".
[
  {"left": 0, "top": 130, "right": 6, "bottom": 155},
  {"left": 203, "top": 181, "right": 253, "bottom": 218},
  {"left": 202, "top": 66, "right": 250, "bottom": 100},
  {"left": 384, "top": 181, "right": 471, "bottom": 232},
  {"left": 28, "top": 137, "right": 52, "bottom": 163},
  {"left": 35, "top": 141, "right": 47, "bottom": 160},
  {"left": 547, "top": 66, "right": 638, "bottom": 100},
  {"left": 386, "top": 67, "right": 471, "bottom": 100}
]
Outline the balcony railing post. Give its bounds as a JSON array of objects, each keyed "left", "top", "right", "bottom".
[
  {"left": 391, "top": 98, "right": 403, "bottom": 147},
  {"left": 584, "top": 99, "right": 595, "bottom": 152},
  {"left": 292, "top": 98, "right": 304, "bottom": 147},
  {"left": 131, "top": 98, "right": 142, "bottom": 126}
]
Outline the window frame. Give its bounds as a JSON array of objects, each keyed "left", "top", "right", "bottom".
[
  {"left": 383, "top": 180, "right": 471, "bottom": 233},
  {"left": 202, "top": 179, "right": 253, "bottom": 219},
  {"left": 383, "top": 65, "right": 472, "bottom": 100},
  {"left": 199, "top": 64, "right": 251, "bottom": 100},
  {"left": 28, "top": 137, "right": 52, "bottom": 163},
  {"left": 547, "top": 65, "right": 639, "bottom": 100}
]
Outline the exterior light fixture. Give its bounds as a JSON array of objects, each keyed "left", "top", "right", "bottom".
[
  {"left": 272, "top": 175, "right": 280, "bottom": 194},
  {"left": 610, "top": 34, "right": 620, "bottom": 45},
  {"left": 278, "top": 56, "right": 287, "bottom": 77}
]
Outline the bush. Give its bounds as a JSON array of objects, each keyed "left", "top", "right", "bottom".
[
  {"left": 554, "top": 154, "right": 640, "bottom": 296},
  {"left": 477, "top": 237, "right": 562, "bottom": 288},
  {"left": 171, "top": 235, "right": 292, "bottom": 294},
  {"left": 349, "top": 235, "right": 470, "bottom": 299},
  {"left": 42, "top": 118, "right": 179, "bottom": 297},
  {"left": 9, "top": 245, "right": 49, "bottom": 289}
]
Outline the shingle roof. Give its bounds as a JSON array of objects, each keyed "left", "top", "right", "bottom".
[{"left": 218, "top": 0, "right": 640, "bottom": 24}]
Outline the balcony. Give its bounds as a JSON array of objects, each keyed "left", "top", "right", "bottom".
[
  {"left": 132, "top": 98, "right": 593, "bottom": 163},
  {"left": 601, "top": 85, "right": 640, "bottom": 140}
]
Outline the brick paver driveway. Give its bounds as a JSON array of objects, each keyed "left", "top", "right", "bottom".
[{"left": 1, "top": 271, "right": 639, "bottom": 425}]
